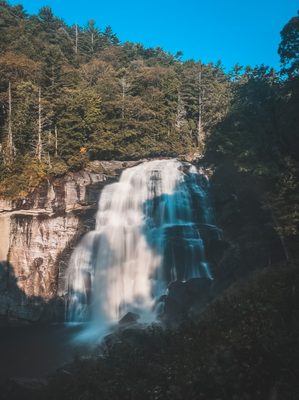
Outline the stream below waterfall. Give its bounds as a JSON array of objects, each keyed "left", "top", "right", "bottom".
[{"left": 0, "top": 324, "right": 92, "bottom": 379}]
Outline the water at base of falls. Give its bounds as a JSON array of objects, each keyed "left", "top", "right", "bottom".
[{"left": 65, "top": 159, "right": 219, "bottom": 328}]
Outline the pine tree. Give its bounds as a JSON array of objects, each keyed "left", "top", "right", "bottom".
[
  {"left": 36, "top": 87, "right": 43, "bottom": 162},
  {"left": 6, "top": 81, "right": 15, "bottom": 164}
]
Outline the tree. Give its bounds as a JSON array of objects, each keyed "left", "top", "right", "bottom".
[
  {"left": 4, "top": 81, "right": 15, "bottom": 165},
  {"left": 0, "top": 52, "right": 40, "bottom": 82},
  {"left": 120, "top": 74, "right": 131, "bottom": 121},
  {"left": 9, "top": 81, "right": 37, "bottom": 155},
  {"left": 103, "top": 25, "right": 119, "bottom": 46},
  {"left": 36, "top": 87, "right": 43, "bottom": 162},
  {"left": 206, "top": 65, "right": 280, "bottom": 171},
  {"left": 278, "top": 11, "right": 299, "bottom": 160},
  {"left": 278, "top": 11, "right": 299, "bottom": 77},
  {"left": 7, "top": 81, "right": 15, "bottom": 163},
  {"left": 80, "top": 20, "right": 102, "bottom": 57},
  {"left": 197, "top": 63, "right": 204, "bottom": 150},
  {"left": 175, "top": 91, "right": 187, "bottom": 130},
  {"left": 37, "top": 6, "right": 66, "bottom": 45},
  {"left": 56, "top": 86, "right": 102, "bottom": 161}
]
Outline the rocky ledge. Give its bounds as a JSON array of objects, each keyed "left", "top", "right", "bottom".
[{"left": 0, "top": 160, "right": 141, "bottom": 323}]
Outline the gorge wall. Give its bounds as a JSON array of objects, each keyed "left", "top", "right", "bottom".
[
  {"left": 0, "top": 161, "right": 140, "bottom": 322},
  {"left": 0, "top": 158, "right": 286, "bottom": 324}
]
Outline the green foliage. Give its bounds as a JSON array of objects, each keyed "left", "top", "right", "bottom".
[
  {"left": 204, "top": 62, "right": 299, "bottom": 261},
  {"left": 0, "top": 155, "right": 47, "bottom": 198},
  {"left": 206, "top": 66, "right": 280, "bottom": 171},
  {"left": 56, "top": 86, "right": 102, "bottom": 161},
  {"left": 0, "top": 1, "right": 231, "bottom": 193},
  {"left": 12, "top": 81, "right": 38, "bottom": 152},
  {"left": 48, "top": 158, "right": 68, "bottom": 176},
  {"left": 278, "top": 11, "right": 299, "bottom": 78}
]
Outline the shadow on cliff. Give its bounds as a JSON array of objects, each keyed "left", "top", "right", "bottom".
[
  {"left": 205, "top": 163, "right": 288, "bottom": 284},
  {"left": 0, "top": 260, "right": 64, "bottom": 324},
  {"left": 0, "top": 261, "right": 96, "bottom": 386}
]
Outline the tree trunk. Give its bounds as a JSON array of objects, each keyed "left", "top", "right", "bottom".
[
  {"left": 47, "top": 152, "right": 52, "bottom": 168},
  {"left": 91, "top": 32, "right": 94, "bottom": 53},
  {"left": 55, "top": 125, "right": 58, "bottom": 157},
  {"left": 36, "top": 87, "right": 42, "bottom": 162},
  {"left": 75, "top": 24, "right": 78, "bottom": 54},
  {"left": 197, "top": 64, "right": 204, "bottom": 149},
  {"left": 270, "top": 207, "right": 290, "bottom": 263},
  {"left": 175, "top": 91, "right": 187, "bottom": 130},
  {"left": 7, "top": 81, "right": 14, "bottom": 163},
  {"left": 121, "top": 76, "right": 126, "bottom": 120}
]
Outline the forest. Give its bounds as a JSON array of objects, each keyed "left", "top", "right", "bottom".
[
  {"left": 0, "top": 1, "right": 229, "bottom": 175},
  {"left": 0, "top": 6, "right": 295, "bottom": 166}
]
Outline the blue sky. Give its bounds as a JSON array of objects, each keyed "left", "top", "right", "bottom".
[{"left": 9, "top": 0, "right": 298, "bottom": 70}]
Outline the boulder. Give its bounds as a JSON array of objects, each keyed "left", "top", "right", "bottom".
[
  {"left": 118, "top": 311, "right": 140, "bottom": 325},
  {"left": 162, "top": 277, "right": 213, "bottom": 324}
]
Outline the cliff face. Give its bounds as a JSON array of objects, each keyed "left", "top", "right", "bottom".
[
  {"left": 0, "top": 161, "right": 140, "bottom": 322},
  {"left": 0, "top": 158, "right": 285, "bottom": 324}
]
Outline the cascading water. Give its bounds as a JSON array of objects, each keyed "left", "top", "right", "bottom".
[{"left": 66, "top": 159, "right": 219, "bottom": 326}]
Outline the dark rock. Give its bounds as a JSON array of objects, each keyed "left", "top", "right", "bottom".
[
  {"left": 205, "top": 239, "right": 230, "bottom": 265},
  {"left": 162, "top": 278, "right": 213, "bottom": 324},
  {"left": 119, "top": 311, "right": 140, "bottom": 325},
  {"left": 184, "top": 277, "right": 212, "bottom": 295},
  {"left": 0, "top": 378, "right": 47, "bottom": 400}
]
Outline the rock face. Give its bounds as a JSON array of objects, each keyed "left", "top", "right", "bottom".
[
  {"left": 118, "top": 312, "right": 140, "bottom": 326},
  {"left": 157, "top": 278, "right": 213, "bottom": 326},
  {"left": 0, "top": 161, "right": 140, "bottom": 322}
]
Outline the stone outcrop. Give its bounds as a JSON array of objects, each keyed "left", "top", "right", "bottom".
[{"left": 0, "top": 161, "right": 140, "bottom": 322}]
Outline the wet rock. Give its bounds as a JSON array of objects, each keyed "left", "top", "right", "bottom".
[
  {"left": 163, "top": 278, "right": 212, "bottom": 324},
  {"left": 0, "top": 378, "right": 47, "bottom": 400},
  {"left": 119, "top": 311, "right": 140, "bottom": 325},
  {"left": 184, "top": 277, "right": 212, "bottom": 296},
  {"left": 205, "top": 239, "right": 230, "bottom": 265}
]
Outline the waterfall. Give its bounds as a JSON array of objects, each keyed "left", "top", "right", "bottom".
[{"left": 66, "top": 159, "right": 218, "bottom": 325}]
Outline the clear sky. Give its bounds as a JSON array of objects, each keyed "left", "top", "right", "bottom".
[{"left": 9, "top": 0, "right": 299, "bottom": 70}]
